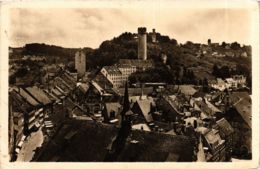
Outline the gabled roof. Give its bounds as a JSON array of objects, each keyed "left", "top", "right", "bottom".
[
  {"left": 51, "top": 88, "right": 64, "bottom": 98},
  {"left": 178, "top": 85, "right": 197, "bottom": 96},
  {"left": 55, "top": 77, "right": 73, "bottom": 91},
  {"left": 33, "top": 120, "right": 194, "bottom": 162},
  {"left": 117, "top": 129, "right": 194, "bottom": 162},
  {"left": 55, "top": 86, "right": 68, "bottom": 95},
  {"left": 33, "top": 120, "right": 119, "bottom": 161},
  {"left": 203, "top": 129, "right": 224, "bottom": 151},
  {"left": 48, "top": 91, "right": 61, "bottom": 102},
  {"left": 60, "top": 72, "right": 77, "bottom": 89},
  {"left": 105, "top": 102, "right": 121, "bottom": 114},
  {"left": 17, "top": 88, "right": 41, "bottom": 107},
  {"left": 72, "top": 106, "right": 86, "bottom": 116},
  {"left": 206, "top": 100, "right": 222, "bottom": 113},
  {"left": 233, "top": 98, "right": 251, "bottom": 128},
  {"left": 54, "top": 78, "right": 71, "bottom": 93},
  {"left": 9, "top": 90, "right": 34, "bottom": 112},
  {"left": 135, "top": 98, "right": 155, "bottom": 123},
  {"left": 103, "top": 66, "right": 122, "bottom": 75},
  {"left": 230, "top": 92, "right": 251, "bottom": 128},
  {"left": 42, "top": 89, "right": 57, "bottom": 102},
  {"left": 194, "top": 100, "right": 214, "bottom": 117},
  {"left": 91, "top": 81, "right": 105, "bottom": 95},
  {"left": 216, "top": 118, "right": 234, "bottom": 136},
  {"left": 163, "top": 95, "right": 183, "bottom": 115},
  {"left": 25, "top": 86, "right": 52, "bottom": 105}
]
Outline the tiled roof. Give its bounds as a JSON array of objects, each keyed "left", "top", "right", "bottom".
[
  {"left": 42, "top": 89, "right": 57, "bottom": 102},
  {"left": 103, "top": 66, "right": 122, "bottom": 75},
  {"left": 51, "top": 88, "right": 64, "bottom": 98},
  {"left": 9, "top": 90, "right": 34, "bottom": 112},
  {"left": 44, "top": 90, "right": 60, "bottom": 102},
  {"left": 230, "top": 92, "right": 251, "bottom": 128},
  {"left": 178, "top": 85, "right": 197, "bottom": 96},
  {"left": 194, "top": 100, "right": 214, "bottom": 117},
  {"left": 17, "top": 88, "right": 41, "bottom": 107},
  {"left": 118, "top": 59, "right": 154, "bottom": 68},
  {"left": 92, "top": 73, "right": 114, "bottom": 94},
  {"left": 33, "top": 120, "right": 194, "bottom": 162},
  {"left": 54, "top": 77, "right": 72, "bottom": 91},
  {"left": 203, "top": 129, "right": 223, "bottom": 151},
  {"left": 215, "top": 118, "right": 234, "bottom": 136},
  {"left": 25, "top": 86, "right": 52, "bottom": 105},
  {"left": 233, "top": 98, "right": 251, "bottom": 128},
  {"left": 33, "top": 120, "right": 119, "bottom": 161},
  {"left": 60, "top": 72, "right": 77, "bottom": 89},
  {"left": 117, "top": 129, "right": 194, "bottom": 161},
  {"left": 136, "top": 98, "right": 155, "bottom": 123}
]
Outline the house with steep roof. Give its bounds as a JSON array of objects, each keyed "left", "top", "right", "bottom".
[
  {"left": 197, "top": 127, "right": 226, "bottom": 161},
  {"left": 33, "top": 119, "right": 194, "bottom": 162},
  {"left": 12, "top": 88, "right": 45, "bottom": 134},
  {"left": 102, "top": 102, "right": 122, "bottom": 123},
  {"left": 131, "top": 97, "right": 155, "bottom": 123},
  {"left": 214, "top": 118, "right": 234, "bottom": 161},
  {"left": 225, "top": 92, "right": 251, "bottom": 158}
]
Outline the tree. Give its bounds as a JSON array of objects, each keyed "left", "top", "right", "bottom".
[
  {"left": 202, "top": 78, "right": 209, "bottom": 92},
  {"left": 219, "top": 66, "right": 230, "bottom": 79},
  {"left": 212, "top": 64, "right": 220, "bottom": 77},
  {"left": 230, "top": 42, "right": 241, "bottom": 50},
  {"left": 221, "top": 42, "right": 226, "bottom": 47}
]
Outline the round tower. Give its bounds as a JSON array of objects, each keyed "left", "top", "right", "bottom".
[
  {"left": 152, "top": 28, "right": 156, "bottom": 43},
  {"left": 138, "top": 27, "right": 147, "bottom": 60}
]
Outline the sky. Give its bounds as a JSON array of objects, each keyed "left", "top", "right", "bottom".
[{"left": 10, "top": 6, "right": 253, "bottom": 48}]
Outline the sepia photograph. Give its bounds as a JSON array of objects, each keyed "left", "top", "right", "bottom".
[{"left": 0, "top": 0, "right": 259, "bottom": 168}]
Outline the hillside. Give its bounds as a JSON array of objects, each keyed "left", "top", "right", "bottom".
[{"left": 9, "top": 31, "right": 251, "bottom": 84}]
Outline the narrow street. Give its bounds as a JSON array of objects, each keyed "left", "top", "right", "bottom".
[{"left": 16, "top": 128, "right": 44, "bottom": 162}]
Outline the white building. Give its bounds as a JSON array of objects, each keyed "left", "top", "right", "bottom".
[{"left": 100, "top": 65, "right": 137, "bottom": 88}]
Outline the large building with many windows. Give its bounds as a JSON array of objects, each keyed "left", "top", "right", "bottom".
[{"left": 100, "top": 65, "right": 137, "bottom": 88}]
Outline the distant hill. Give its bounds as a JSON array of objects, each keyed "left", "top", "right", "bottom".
[
  {"left": 9, "top": 31, "right": 251, "bottom": 82},
  {"left": 9, "top": 43, "right": 92, "bottom": 63}
]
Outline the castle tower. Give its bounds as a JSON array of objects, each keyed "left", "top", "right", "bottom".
[
  {"left": 138, "top": 27, "right": 147, "bottom": 60},
  {"left": 75, "top": 50, "right": 86, "bottom": 77},
  {"left": 152, "top": 28, "right": 156, "bottom": 43}
]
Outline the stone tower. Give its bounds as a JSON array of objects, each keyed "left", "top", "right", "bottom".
[
  {"left": 138, "top": 27, "right": 147, "bottom": 60},
  {"left": 75, "top": 50, "right": 86, "bottom": 77},
  {"left": 152, "top": 28, "right": 156, "bottom": 43}
]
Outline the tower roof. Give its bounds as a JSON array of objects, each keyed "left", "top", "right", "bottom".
[{"left": 138, "top": 27, "right": 147, "bottom": 34}]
